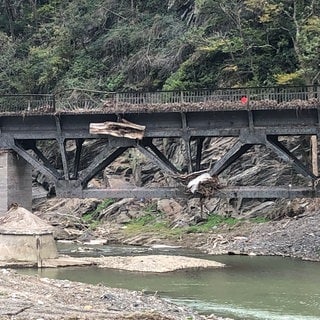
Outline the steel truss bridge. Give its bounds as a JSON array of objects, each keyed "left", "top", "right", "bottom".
[{"left": 1, "top": 85, "right": 320, "bottom": 199}]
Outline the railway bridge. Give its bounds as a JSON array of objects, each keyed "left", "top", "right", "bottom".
[{"left": 0, "top": 85, "right": 320, "bottom": 213}]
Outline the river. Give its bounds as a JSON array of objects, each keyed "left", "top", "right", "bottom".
[{"left": 19, "top": 243, "right": 320, "bottom": 320}]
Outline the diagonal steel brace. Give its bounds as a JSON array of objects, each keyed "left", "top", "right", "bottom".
[
  {"left": 210, "top": 140, "right": 253, "bottom": 176},
  {"left": 13, "top": 141, "right": 61, "bottom": 182},
  {"left": 266, "top": 136, "right": 317, "bottom": 180},
  {"left": 136, "top": 143, "right": 179, "bottom": 175},
  {"left": 79, "top": 146, "right": 128, "bottom": 187}
]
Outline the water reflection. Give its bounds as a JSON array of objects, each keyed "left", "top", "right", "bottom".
[{"left": 19, "top": 245, "right": 320, "bottom": 320}]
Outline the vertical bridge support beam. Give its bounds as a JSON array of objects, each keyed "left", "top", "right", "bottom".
[
  {"left": 311, "top": 135, "right": 318, "bottom": 176},
  {"left": 0, "top": 150, "right": 32, "bottom": 214}
]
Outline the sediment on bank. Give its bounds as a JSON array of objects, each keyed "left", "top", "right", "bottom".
[{"left": 0, "top": 269, "right": 225, "bottom": 320}]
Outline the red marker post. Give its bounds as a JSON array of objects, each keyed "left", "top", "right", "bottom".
[{"left": 240, "top": 96, "right": 248, "bottom": 104}]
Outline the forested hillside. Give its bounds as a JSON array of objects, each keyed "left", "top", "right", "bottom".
[{"left": 0, "top": 0, "right": 319, "bottom": 94}]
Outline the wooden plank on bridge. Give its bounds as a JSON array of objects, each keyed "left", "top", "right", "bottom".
[{"left": 90, "top": 119, "right": 145, "bottom": 140}]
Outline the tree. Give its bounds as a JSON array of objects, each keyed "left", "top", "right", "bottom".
[
  {"left": 0, "top": 32, "right": 19, "bottom": 92},
  {"left": 245, "top": 0, "right": 320, "bottom": 85}
]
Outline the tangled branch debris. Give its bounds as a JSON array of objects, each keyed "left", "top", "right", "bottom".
[
  {"left": 195, "top": 175, "right": 221, "bottom": 197},
  {"left": 174, "top": 171, "right": 221, "bottom": 197}
]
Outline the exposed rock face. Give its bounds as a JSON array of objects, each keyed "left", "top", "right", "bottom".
[
  {"left": 33, "top": 135, "right": 311, "bottom": 232},
  {"left": 157, "top": 199, "right": 185, "bottom": 224}
]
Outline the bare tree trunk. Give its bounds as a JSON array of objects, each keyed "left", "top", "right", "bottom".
[
  {"left": 4, "top": 0, "right": 15, "bottom": 37},
  {"left": 29, "top": 0, "right": 38, "bottom": 31}
]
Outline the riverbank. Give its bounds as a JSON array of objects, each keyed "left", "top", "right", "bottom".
[
  {"left": 79, "top": 209, "right": 320, "bottom": 262},
  {"left": 0, "top": 254, "right": 225, "bottom": 272},
  {"left": 34, "top": 198, "right": 320, "bottom": 262},
  {"left": 14, "top": 196, "right": 318, "bottom": 320},
  {"left": 200, "top": 210, "right": 320, "bottom": 260},
  {"left": 0, "top": 269, "right": 228, "bottom": 320}
]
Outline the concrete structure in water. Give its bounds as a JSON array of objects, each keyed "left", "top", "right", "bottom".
[
  {"left": 0, "top": 206, "right": 58, "bottom": 264},
  {"left": 0, "top": 150, "right": 32, "bottom": 214}
]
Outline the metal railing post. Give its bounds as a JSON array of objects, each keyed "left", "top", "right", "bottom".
[
  {"left": 52, "top": 94, "right": 56, "bottom": 112},
  {"left": 116, "top": 93, "right": 119, "bottom": 108}
]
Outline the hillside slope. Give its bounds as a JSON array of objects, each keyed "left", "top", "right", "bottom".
[{"left": 1, "top": 0, "right": 319, "bottom": 93}]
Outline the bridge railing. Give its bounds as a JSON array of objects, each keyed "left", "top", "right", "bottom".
[
  {"left": 0, "top": 86, "right": 319, "bottom": 114},
  {"left": 0, "top": 94, "right": 55, "bottom": 114},
  {"left": 54, "top": 88, "right": 111, "bottom": 111},
  {"left": 112, "top": 86, "right": 320, "bottom": 105}
]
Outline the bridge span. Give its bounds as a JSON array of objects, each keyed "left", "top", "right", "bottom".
[{"left": 0, "top": 85, "right": 320, "bottom": 212}]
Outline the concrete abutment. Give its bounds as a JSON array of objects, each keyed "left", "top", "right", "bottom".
[{"left": 0, "top": 150, "right": 32, "bottom": 214}]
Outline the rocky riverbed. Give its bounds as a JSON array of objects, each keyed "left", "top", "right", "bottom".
[
  {"left": 1, "top": 187, "right": 315, "bottom": 320},
  {"left": 200, "top": 210, "right": 320, "bottom": 260},
  {"left": 33, "top": 197, "right": 320, "bottom": 262},
  {"left": 1, "top": 197, "right": 319, "bottom": 320},
  {"left": 118, "top": 210, "right": 320, "bottom": 261}
]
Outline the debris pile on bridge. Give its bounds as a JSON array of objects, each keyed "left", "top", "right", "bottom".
[
  {"left": 100, "top": 99, "right": 320, "bottom": 114},
  {"left": 194, "top": 175, "right": 221, "bottom": 197}
]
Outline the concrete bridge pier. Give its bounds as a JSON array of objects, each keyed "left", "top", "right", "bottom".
[{"left": 0, "top": 150, "right": 32, "bottom": 214}]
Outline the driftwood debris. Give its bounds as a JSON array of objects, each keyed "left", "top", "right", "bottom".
[
  {"left": 187, "top": 173, "right": 221, "bottom": 197},
  {"left": 175, "top": 171, "right": 221, "bottom": 197},
  {"left": 187, "top": 173, "right": 213, "bottom": 193},
  {"left": 89, "top": 118, "right": 146, "bottom": 140},
  {"left": 100, "top": 99, "right": 320, "bottom": 114}
]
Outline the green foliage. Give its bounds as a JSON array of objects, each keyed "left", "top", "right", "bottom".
[
  {"left": 199, "top": 37, "right": 244, "bottom": 54},
  {"left": 0, "top": 0, "right": 319, "bottom": 92},
  {"left": 82, "top": 214, "right": 100, "bottom": 230},
  {"left": 298, "top": 16, "right": 320, "bottom": 83},
  {"left": 185, "top": 214, "right": 238, "bottom": 233},
  {"left": 123, "top": 201, "right": 178, "bottom": 235},
  {"left": 0, "top": 32, "right": 18, "bottom": 92},
  {"left": 25, "top": 46, "right": 69, "bottom": 91},
  {"left": 124, "top": 212, "right": 171, "bottom": 235},
  {"left": 124, "top": 211, "right": 240, "bottom": 237},
  {"left": 274, "top": 71, "right": 305, "bottom": 86},
  {"left": 163, "top": 61, "right": 191, "bottom": 90},
  {"left": 93, "top": 198, "right": 115, "bottom": 217},
  {"left": 250, "top": 216, "right": 270, "bottom": 224},
  {"left": 82, "top": 198, "right": 115, "bottom": 229}
]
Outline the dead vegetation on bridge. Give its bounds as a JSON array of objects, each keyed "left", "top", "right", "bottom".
[
  {"left": 89, "top": 98, "right": 320, "bottom": 114},
  {"left": 6, "top": 98, "right": 319, "bottom": 116}
]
